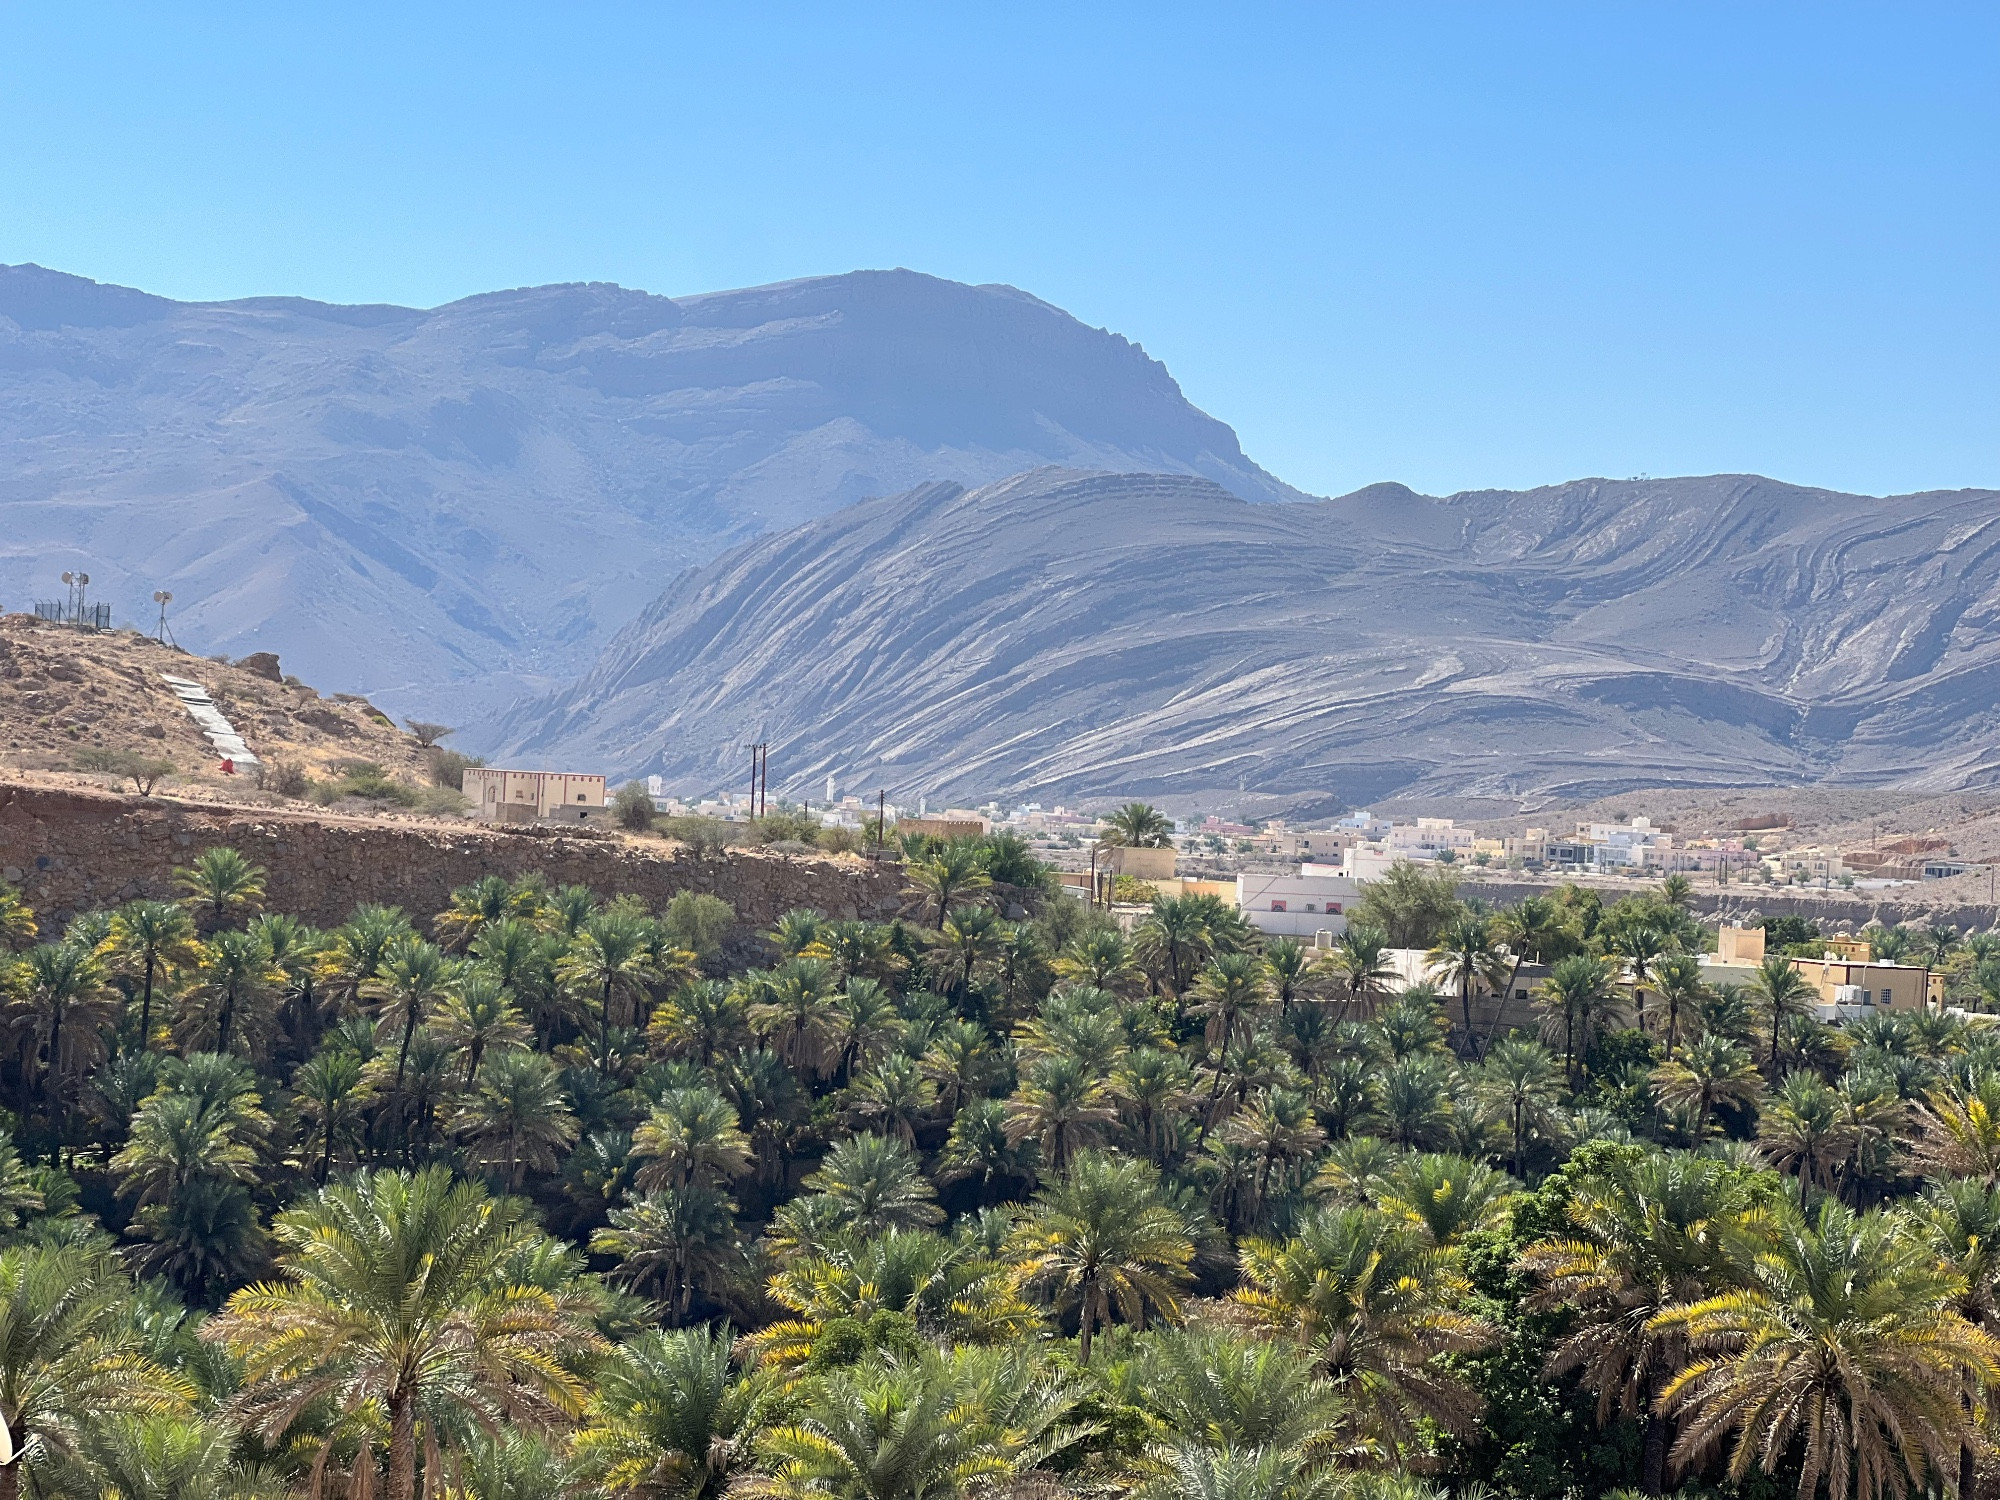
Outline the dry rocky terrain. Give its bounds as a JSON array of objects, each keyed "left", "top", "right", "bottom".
[{"left": 0, "top": 613, "right": 437, "bottom": 801}]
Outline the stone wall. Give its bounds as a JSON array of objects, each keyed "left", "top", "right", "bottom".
[
  {"left": 1464, "top": 878, "right": 2000, "bottom": 933},
  {"left": 0, "top": 781, "right": 911, "bottom": 933}
]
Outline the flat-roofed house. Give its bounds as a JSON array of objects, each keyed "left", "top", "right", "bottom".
[{"left": 464, "top": 768, "right": 608, "bottom": 823}]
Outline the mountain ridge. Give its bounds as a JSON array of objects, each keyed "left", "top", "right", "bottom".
[
  {"left": 0, "top": 263, "right": 1302, "bottom": 724},
  {"left": 487, "top": 466, "right": 2000, "bottom": 809}
]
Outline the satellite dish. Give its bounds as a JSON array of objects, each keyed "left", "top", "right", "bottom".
[
  {"left": 77, "top": 573, "right": 89, "bottom": 586},
  {"left": 154, "top": 590, "right": 173, "bottom": 605},
  {"left": 60, "top": 572, "right": 73, "bottom": 585}
]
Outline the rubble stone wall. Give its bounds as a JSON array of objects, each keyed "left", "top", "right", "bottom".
[{"left": 0, "top": 781, "right": 910, "bottom": 932}]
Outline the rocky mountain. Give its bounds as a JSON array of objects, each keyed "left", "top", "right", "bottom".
[
  {"left": 490, "top": 467, "right": 2000, "bottom": 810},
  {"left": 0, "top": 264, "right": 1299, "bottom": 724}
]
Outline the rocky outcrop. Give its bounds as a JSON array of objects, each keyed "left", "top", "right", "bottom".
[
  {"left": 0, "top": 781, "right": 908, "bottom": 932},
  {"left": 491, "top": 468, "right": 2000, "bottom": 809}
]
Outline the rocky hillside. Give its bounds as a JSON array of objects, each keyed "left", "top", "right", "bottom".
[
  {"left": 490, "top": 468, "right": 2000, "bottom": 809},
  {"left": 0, "top": 263, "right": 1300, "bottom": 724},
  {"left": 0, "top": 614, "right": 433, "bottom": 793}
]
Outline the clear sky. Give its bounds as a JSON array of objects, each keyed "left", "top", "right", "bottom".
[{"left": 2, "top": 3, "right": 1994, "bottom": 499}]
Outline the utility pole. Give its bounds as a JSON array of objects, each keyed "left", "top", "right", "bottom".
[
  {"left": 745, "top": 744, "right": 758, "bottom": 816},
  {"left": 758, "top": 744, "right": 768, "bottom": 818},
  {"left": 877, "top": 789, "right": 886, "bottom": 853}
]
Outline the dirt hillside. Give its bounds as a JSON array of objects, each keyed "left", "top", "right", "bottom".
[{"left": 0, "top": 614, "right": 439, "bottom": 801}]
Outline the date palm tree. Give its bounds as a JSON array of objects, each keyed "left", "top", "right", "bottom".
[
  {"left": 1006, "top": 1054, "right": 1117, "bottom": 1172},
  {"left": 849, "top": 1054, "right": 939, "bottom": 1147},
  {"left": 634, "top": 1086, "right": 753, "bottom": 1193},
  {"left": 317, "top": 903, "right": 416, "bottom": 1015},
  {"left": 1909, "top": 1069, "right": 2000, "bottom": 1186},
  {"left": 1536, "top": 954, "right": 1621, "bottom": 1088},
  {"left": 937, "top": 1098, "right": 1041, "bottom": 1203},
  {"left": 361, "top": 934, "right": 456, "bottom": 1150},
  {"left": 1922, "top": 1178, "right": 2000, "bottom": 1500},
  {"left": 749, "top": 958, "right": 840, "bottom": 1080},
  {"left": 572, "top": 1326, "right": 773, "bottom": 1498},
  {"left": 558, "top": 911, "right": 661, "bottom": 1077},
  {"left": 1655, "top": 1196, "right": 2000, "bottom": 1500},
  {"left": 0, "top": 884, "right": 35, "bottom": 952},
  {"left": 798, "top": 1133, "right": 943, "bottom": 1236},
  {"left": 1326, "top": 924, "right": 1394, "bottom": 1022},
  {"left": 1428, "top": 913, "right": 1506, "bottom": 1057},
  {"left": 1236, "top": 1202, "right": 1492, "bottom": 1451},
  {"left": 650, "top": 978, "right": 751, "bottom": 1067},
  {"left": 1101, "top": 803, "right": 1174, "bottom": 848},
  {"left": 1652, "top": 1032, "right": 1763, "bottom": 1141},
  {"left": 177, "top": 928, "right": 282, "bottom": 1058},
  {"left": 455, "top": 1049, "right": 578, "bottom": 1191},
  {"left": 10, "top": 940, "right": 117, "bottom": 1143},
  {"left": 174, "top": 846, "right": 266, "bottom": 934},
  {"left": 0, "top": 1243, "right": 190, "bottom": 1500},
  {"left": 911, "top": 845, "right": 993, "bottom": 929},
  {"left": 103, "top": 899, "right": 199, "bottom": 1054},
  {"left": 827, "top": 978, "right": 904, "bottom": 1083},
  {"left": 1750, "top": 954, "right": 1819, "bottom": 1072},
  {"left": 434, "top": 874, "right": 537, "bottom": 954},
  {"left": 1759, "top": 1070, "right": 1856, "bottom": 1192},
  {"left": 1379, "top": 1152, "right": 1517, "bottom": 1247},
  {"left": 590, "top": 1187, "right": 743, "bottom": 1322},
  {"left": 1111, "top": 1046, "right": 1197, "bottom": 1165},
  {"left": 1053, "top": 929, "right": 1141, "bottom": 994},
  {"left": 1606, "top": 923, "right": 1670, "bottom": 1036},
  {"left": 292, "top": 1047, "right": 375, "bottom": 1183},
  {"left": 209, "top": 1166, "right": 600, "bottom": 1500},
  {"left": 431, "top": 970, "right": 529, "bottom": 1085},
  {"left": 1007, "top": 1150, "right": 1194, "bottom": 1362},
  {"left": 1517, "top": 1148, "right": 1764, "bottom": 1493},
  {"left": 1653, "top": 952, "right": 1705, "bottom": 1056},
  {"left": 1475, "top": 1033, "right": 1564, "bottom": 1175}
]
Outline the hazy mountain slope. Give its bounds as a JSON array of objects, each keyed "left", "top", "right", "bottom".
[
  {"left": 490, "top": 468, "right": 2000, "bottom": 807},
  {"left": 0, "top": 264, "right": 1299, "bottom": 723}
]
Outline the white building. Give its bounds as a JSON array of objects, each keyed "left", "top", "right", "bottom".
[
  {"left": 1237, "top": 868, "right": 1360, "bottom": 939},
  {"left": 1386, "top": 817, "right": 1475, "bottom": 858}
]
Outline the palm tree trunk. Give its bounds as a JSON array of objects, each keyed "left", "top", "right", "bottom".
[
  {"left": 1460, "top": 977, "right": 1476, "bottom": 1058},
  {"left": 1641, "top": 1409, "right": 1668, "bottom": 1494},
  {"left": 387, "top": 1389, "right": 418, "bottom": 1500},
  {"left": 1078, "top": 1284, "right": 1097, "bottom": 1364},
  {"left": 0, "top": 1459, "right": 18, "bottom": 1500},
  {"left": 1962, "top": 1433, "right": 1978, "bottom": 1500},
  {"left": 137, "top": 950, "right": 157, "bottom": 1051}
]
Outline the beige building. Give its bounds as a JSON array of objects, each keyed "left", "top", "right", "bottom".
[
  {"left": 1108, "top": 845, "right": 1176, "bottom": 880},
  {"left": 1792, "top": 957, "right": 1933, "bottom": 1014},
  {"left": 464, "top": 768, "right": 606, "bottom": 823}
]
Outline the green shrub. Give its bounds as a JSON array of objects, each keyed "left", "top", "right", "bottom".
[
  {"left": 658, "top": 817, "right": 746, "bottom": 855},
  {"left": 424, "top": 747, "right": 483, "bottom": 789},
  {"left": 612, "top": 781, "right": 656, "bottom": 831}
]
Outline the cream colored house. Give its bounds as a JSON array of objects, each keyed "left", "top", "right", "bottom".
[{"left": 464, "top": 767, "right": 607, "bottom": 823}]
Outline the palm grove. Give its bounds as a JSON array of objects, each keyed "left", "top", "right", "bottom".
[{"left": 5, "top": 823, "right": 2000, "bottom": 1500}]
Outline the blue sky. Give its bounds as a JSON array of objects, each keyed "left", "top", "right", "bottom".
[{"left": 2, "top": 3, "right": 1994, "bottom": 498}]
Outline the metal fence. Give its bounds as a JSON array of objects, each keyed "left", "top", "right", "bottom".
[{"left": 32, "top": 600, "right": 113, "bottom": 630}]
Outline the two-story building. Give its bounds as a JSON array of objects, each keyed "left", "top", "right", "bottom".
[{"left": 463, "top": 768, "right": 607, "bottom": 823}]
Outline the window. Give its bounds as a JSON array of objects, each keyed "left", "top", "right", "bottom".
[
  {"left": 1329, "top": 902, "right": 1343, "bottom": 915},
  {"left": 1304, "top": 902, "right": 1318, "bottom": 913},
  {"left": 577, "top": 793, "right": 586, "bottom": 802},
  {"left": 1270, "top": 900, "right": 1287, "bottom": 912}
]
